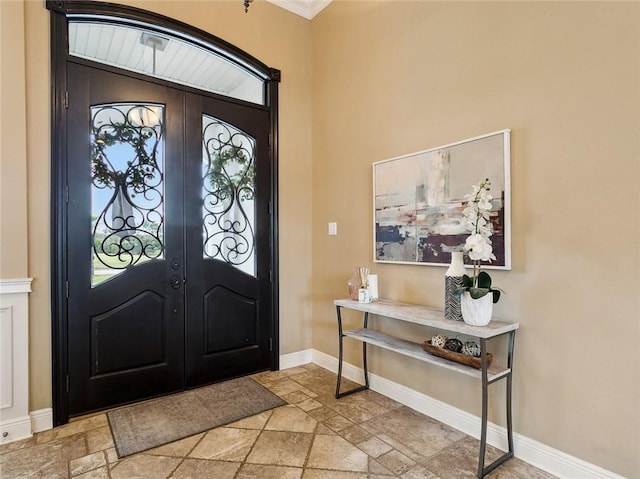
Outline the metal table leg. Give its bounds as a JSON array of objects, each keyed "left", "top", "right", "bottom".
[
  {"left": 506, "top": 330, "right": 516, "bottom": 454},
  {"left": 477, "top": 332, "right": 516, "bottom": 478},
  {"left": 335, "top": 306, "right": 370, "bottom": 398},
  {"left": 478, "top": 338, "right": 489, "bottom": 477}
]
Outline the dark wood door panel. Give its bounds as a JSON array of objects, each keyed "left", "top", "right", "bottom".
[
  {"left": 183, "top": 93, "right": 272, "bottom": 387},
  {"left": 203, "top": 286, "right": 258, "bottom": 353},
  {"left": 90, "top": 290, "right": 167, "bottom": 376},
  {"left": 66, "top": 63, "right": 185, "bottom": 415}
]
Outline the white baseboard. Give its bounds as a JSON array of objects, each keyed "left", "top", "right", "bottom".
[
  {"left": 0, "top": 408, "right": 54, "bottom": 444},
  {"left": 30, "top": 408, "right": 53, "bottom": 433},
  {"left": 0, "top": 414, "right": 32, "bottom": 444},
  {"left": 279, "top": 349, "right": 313, "bottom": 370},
  {"left": 280, "top": 348, "right": 625, "bottom": 479}
]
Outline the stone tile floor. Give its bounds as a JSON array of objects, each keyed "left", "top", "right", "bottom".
[{"left": 0, "top": 364, "right": 557, "bottom": 479}]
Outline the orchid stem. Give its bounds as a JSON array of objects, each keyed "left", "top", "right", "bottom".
[{"left": 473, "top": 261, "right": 479, "bottom": 288}]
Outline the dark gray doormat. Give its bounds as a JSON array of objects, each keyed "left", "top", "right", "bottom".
[{"left": 107, "top": 376, "right": 285, "bottom": 457}]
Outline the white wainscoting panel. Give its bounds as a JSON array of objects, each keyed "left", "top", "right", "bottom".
[
  {"left": 0, "top": 278, "right": 32, "bottom": 444},
  {"left": 0, "top": 306, "right": 14, "bottom": 409}
]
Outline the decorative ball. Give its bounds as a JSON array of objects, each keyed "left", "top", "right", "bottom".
[
  {"left": 462, "top": 341, "right": 482, "bottom": 357},
  {"left": 444, "top": 338, "right": 463, "bottom": 353},
  {"left": 431, "top": 334, "right": 448, "bottom": 348}
]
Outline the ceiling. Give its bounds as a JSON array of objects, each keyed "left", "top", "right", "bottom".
[
  {"left": 68, "top": 22, "right": 266, "bottom": 104},
  {"left": 265, "top": 0, "right": 333, "bottom": 20}
]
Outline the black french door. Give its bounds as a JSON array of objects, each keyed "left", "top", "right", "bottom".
[
  {"left": 184, "top": 92, "right": 272, "bottom": 387},
  {"left": 66, "top": 62, "right": 273, "bottom": 416}
]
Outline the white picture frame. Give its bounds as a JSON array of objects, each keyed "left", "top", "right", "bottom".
[{"left": 373, "top": 129, "right": 511, "bottom": 269}]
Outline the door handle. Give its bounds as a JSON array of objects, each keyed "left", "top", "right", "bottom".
[{"left": 170, "top": 274, "right": 182, "bottom": 289}]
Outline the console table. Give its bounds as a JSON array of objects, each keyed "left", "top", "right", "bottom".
[{"left": 334, "top": 298, "right": 519, "bottom": 479}]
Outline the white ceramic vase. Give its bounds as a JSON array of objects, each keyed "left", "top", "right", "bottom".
[{"left": 460, "top": 291, "right": 493, "bottom": 326}]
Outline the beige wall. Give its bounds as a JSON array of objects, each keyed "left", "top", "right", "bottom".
[
  {"left": 311, "top": 2, "right": 639, "bottom": 477},
  {"left": 0, "top": 0, "right": 29, "bottom": 279},
  {"left": 3, "top": 0, "right": 639, "bottom": 477}
]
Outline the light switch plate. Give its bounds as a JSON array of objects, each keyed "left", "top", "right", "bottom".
[{"left": 328, "top": 222, "right": 337, "bottom": 235}]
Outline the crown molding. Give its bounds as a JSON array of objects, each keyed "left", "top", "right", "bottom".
[{"left": 266, "top": 0, "right": 332, "bottom": 20}]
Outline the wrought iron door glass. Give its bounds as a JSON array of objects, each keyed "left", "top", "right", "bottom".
[
  {"left": 90, "top": 103, "right": 165, "bottom": 287},
  {"left": 202, "top": 115, "right": 256, "bottom": 277}
]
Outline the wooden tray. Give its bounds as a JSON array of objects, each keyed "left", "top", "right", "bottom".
[{"left": 422, "top": 341, "right": 493, "bottom": 369}]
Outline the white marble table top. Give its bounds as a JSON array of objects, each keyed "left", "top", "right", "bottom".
[{"left": 334, "top": 298, "right": 519, "bottom": 339}]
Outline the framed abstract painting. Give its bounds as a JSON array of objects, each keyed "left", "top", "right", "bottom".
[{"left": 373, "top": 130, "right": 511, "bottom": 269}]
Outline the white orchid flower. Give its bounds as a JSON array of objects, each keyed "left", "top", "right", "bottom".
[
  {"left": 459, "top": 179, "right": 503, "bottom": 300},
  {"left": 462, "top": 205, "right": 475, "bottom": 217},
  {"left": 477, "top": 198, "right": 493, "bottom": 210},
  {"left": 464, "top": 234, "right": 495, "bottom": 262}
]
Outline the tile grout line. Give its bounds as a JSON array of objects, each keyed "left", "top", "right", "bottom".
[
  {"left": 167, "top": 425, "right": 213, "bottom": 475},
  {"left": 300, "top": 412, "right": 319, "bottom": 473},
  {"left": 230, "top": 407, "right": 276, "bottom": 479}
]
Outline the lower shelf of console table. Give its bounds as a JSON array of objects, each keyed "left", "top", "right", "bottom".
[
  {"left": 343, "top": 328, "right": 510, "bottom": 381},
  {"left": 333, "top": 298, "right": 519, "bottom": 479}
]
